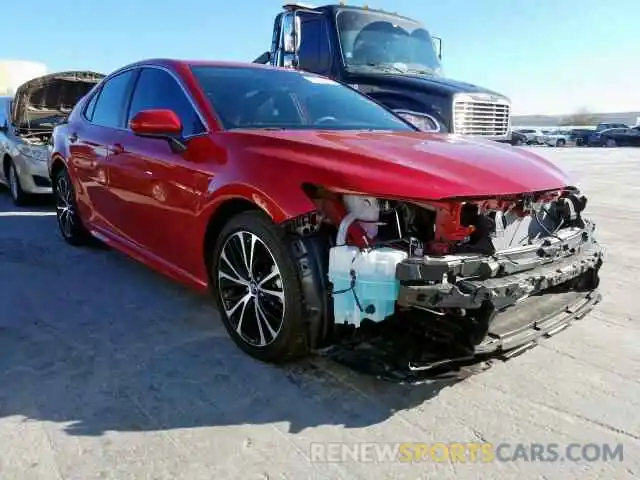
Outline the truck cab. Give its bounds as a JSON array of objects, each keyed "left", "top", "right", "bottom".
[{"left": 255, "top": 3, "right": 512, "bottom": 142}]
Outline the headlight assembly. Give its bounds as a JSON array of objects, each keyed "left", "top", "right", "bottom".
[
  {"left": 394, "top": 110, "right": 442, "bottom": 132},
  {"left": 17, "top": 144, "right": 49, "bottom": 162}
]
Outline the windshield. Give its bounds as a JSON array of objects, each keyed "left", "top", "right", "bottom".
[
  {"left": 335, "top": 9, "right": 442, "bottom": 75},
  {"left": 190, "top": 65, "right": 415, "bottom": 132}
]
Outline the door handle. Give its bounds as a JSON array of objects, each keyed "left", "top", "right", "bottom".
[
  {"left": 112, "top": 143, "right": 125, "bottom": 155},
  {"left": 68, "top": 132, "right": 78, "bottom": 143}
]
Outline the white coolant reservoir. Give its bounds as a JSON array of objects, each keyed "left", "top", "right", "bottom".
[
  {"left": 328, "top": 245, "right": 408, "bottom": 327},
  {"left": 342, "top": 195, "right": 380, "bottom": 239}
]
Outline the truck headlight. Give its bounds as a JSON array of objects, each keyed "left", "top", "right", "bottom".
[
  {"left": 394, "top": 110, "right": 441, "bottom": 132},
  {"left": 17, "top": 144, "right": 49, "bottom": 162}
]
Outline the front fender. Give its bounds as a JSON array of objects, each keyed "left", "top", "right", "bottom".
[
  {"left": 187, "top": 179, "right": 318, "bottom": 286},
  {"left": 200, "top": 180, "right": 317, "bottom": 225}
]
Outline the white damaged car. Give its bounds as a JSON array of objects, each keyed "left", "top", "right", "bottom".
[{"left": 0, "top": 71, "right": 104, "bottom": 205}]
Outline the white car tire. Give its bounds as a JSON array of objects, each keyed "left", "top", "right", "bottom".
[{"left": 8, "top": 161, "right": 28, "bottom": 206}]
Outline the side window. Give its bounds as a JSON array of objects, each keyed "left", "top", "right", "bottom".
[
  {"left": 91, "top": 70, "right": 136, "bottom": 128},
  {"left": 83, "top": 90, "right": 100, "bottom": 121},
  {"left": 298, "top": 18, "right": 331, "bottom": 75},
  {"left": 0, "top": 99, "right": 7, "bottom": 125},
  {"left": 127, "top": 68, "right": 205, "bottom": 137}
]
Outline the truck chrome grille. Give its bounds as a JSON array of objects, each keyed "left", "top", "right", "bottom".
[{"left": 453, "top": 96, "right": 511, "bottom": 137}]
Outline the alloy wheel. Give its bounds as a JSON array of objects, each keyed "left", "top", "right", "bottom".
[
  {"left": 55, "top": 173, "right": 75, "bottom": 238},
  {"left": 217, "top": 231, "right": 285, "bottom": 347}
]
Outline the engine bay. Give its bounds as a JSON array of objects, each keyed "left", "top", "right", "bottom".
[{"left": 289, "top": 184, "right": 603, "bottom": 380}]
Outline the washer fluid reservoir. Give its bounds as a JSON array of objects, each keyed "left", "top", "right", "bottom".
[{"left": 328, "top": 245, "right": 408, "bottom": 327}]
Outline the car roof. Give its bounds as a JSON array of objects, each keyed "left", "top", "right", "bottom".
[{"left": 108, "top": 58, "right": 306, "bottom": 76}]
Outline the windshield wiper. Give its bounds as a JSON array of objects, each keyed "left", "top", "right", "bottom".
[
  {"left": 406, "top": 67, "right": 435, "bottom": 76},
  {"left": 349, "top": 63, "right": 406, "bottom": 74}
]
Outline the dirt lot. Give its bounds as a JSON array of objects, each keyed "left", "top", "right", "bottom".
[{"left": 0, "top": 147, "right": 639, "bottom": 480}]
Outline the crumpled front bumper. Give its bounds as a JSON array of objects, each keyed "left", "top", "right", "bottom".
[
  {"left": 396, "top": 223, "right": 602, "bottom": 311},
  {"left": 395, "top": 220, "right": 603, "bottom": 357},
  {"left": 318, "top": 221, "right": 604, "bottom": 382}
]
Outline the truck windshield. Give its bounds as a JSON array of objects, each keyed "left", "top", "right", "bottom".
[
  {"left": 335, "top": 9, "right": 441, "bottom": 75},
  {"left": 190, "top": 65, "right": 415, "bottom": 132}
]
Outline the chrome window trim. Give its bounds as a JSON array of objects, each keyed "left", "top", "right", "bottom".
[{"left": 85, "top": 63, "right": 211, "bottom": 140}]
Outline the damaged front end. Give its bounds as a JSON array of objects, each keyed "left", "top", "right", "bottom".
[{"left": 300, "top": 185, "right": 604, "bottom": 381}]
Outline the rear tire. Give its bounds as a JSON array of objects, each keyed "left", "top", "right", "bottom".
[
  {"left": 53, "top": 167, "right": 92, "bottom": 246},
  {"left": 210, "top": 210, "right": 310, "bottom": 363},
  {"left": 8, "top": 161, "right": 28, "bottom": 206}
]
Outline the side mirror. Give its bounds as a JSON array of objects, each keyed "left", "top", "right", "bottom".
[
  {"left": 432, "top": 35, "right": 443, "bottom": 60},
  {"left": 130, "top": 109, "right": 187, "bottom": 153},
  {"left": 282, "top": 14, "right": 302, "bottom": 54}
]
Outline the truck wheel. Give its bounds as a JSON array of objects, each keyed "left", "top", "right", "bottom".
[{"left": 210, "top": 210, "right": 310, "bottom": 363}]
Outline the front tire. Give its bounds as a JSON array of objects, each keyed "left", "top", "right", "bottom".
[
  {"left": 8, "top": 161, "right": 28, "bottom": 206},
  {"left": 606, "top": 138, "right": 617, "bottom": 147},
  {"left": 210, "top": 210, "right": 310, "bottom": 363},
  {"left": 54, "top": 167, "right": 92, "bottom": 246},
  {"left": 556, "top": 139, "right": 566, "bottom": 147}
]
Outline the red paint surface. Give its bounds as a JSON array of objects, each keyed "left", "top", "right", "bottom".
[{"left": 51, "top": 59, "right": 573, "bottom": 290}]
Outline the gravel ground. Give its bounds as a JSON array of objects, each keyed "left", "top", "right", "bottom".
[{"left": 0, "top": 147, "right": 639, "bottom": 480}]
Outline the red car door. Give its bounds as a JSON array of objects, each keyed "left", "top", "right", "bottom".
[
  {"left": 105, "top": 66, "right": 210, "bottom": 274},
  {"left": 66, "top": 120, "right": 112, "bottom": 231},
  {"left": 69, "top": 69, "right": 138, "bottom": 240}
]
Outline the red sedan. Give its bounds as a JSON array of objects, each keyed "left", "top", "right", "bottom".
[{"left": 49, "top": 59, "right": 603, "bottom": 373}]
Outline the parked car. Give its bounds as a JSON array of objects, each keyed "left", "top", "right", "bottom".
[
  {"left": 510, "top": 130, "right": 527, "bottom": 146},
  {"left": 595, "top": 122, "right": 628, "bottom": 131},
  {"left": 569, "top": 128, "right": 595, "bottom": 146},
  {"left": 588, "top": 126, "right": 640, "bottom": 147},
  {"left": 544, "top": 129, "right": 572, "bottom": 147},
  {"left": 49, "top": 60, "right": 603, "bottom": 373},
  {"left": 514, "top": 128, "right": 547, "bottom": 145},
  {"left": 0, "top": 71, "right": 104, "bottom": 205}
]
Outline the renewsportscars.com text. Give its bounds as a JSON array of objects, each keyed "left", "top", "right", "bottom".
[{"left": 309, "top": 442, "right": 624, "bottom": 463}]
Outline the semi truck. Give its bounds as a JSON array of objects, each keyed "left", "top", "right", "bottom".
[{"left": 254, "top": 3, "right": 512, "bottom": 142}]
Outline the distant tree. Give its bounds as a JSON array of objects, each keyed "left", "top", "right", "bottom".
[{"left": 559, "top": 107, "right": 600, "bottom": 126}]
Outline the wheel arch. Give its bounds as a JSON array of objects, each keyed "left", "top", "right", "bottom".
[
  {"left": 2, "top": 153, "right": 12, "bottom": 178},
  {"left": 202, "top": 197, "right": 261, "bottom": 275},
  {"left": 199, "top": 187, "right": 332, "bottom": 349},
  {"left": 49, "top": 155, "right": 67, "bottom": 185}
]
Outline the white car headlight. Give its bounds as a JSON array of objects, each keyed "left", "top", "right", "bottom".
[
  {"left": 394, "top": 110, "right": 441, "bottom": 132},
  {"left": 17, "top": 144, "right": 49, "bottom": 162}
]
